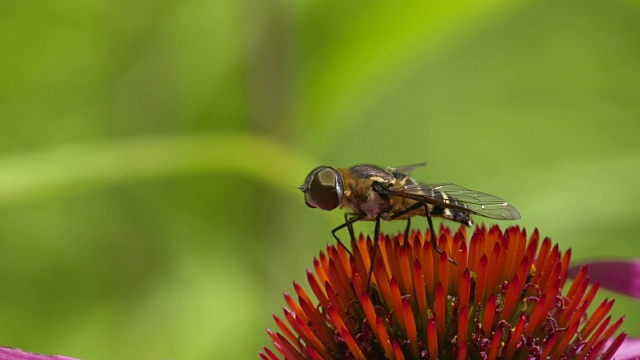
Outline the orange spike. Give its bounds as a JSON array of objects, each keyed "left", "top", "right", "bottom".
[
  {"left": 539, "top": 333, "right": 558, "bottom": 359},
  {"left": 505, "top": 314, "right": 527, "bottom": 358},
  {"left": 357, "top": 290, "right": 384, "bottom": 346},
  {"left": 601, "top": 332, "right": 627, "bottom": 360},
  {"left": 351, "top": 264, "right": 365, "bottom": 300},
  {"left": 326, "top": 256, "right": 349, "bottom": 307},
  {"left": 537, "top": 247, "right": 560, "bottom": 291},
  {"left": 415, "top": 232, "right": 426, "bottom": 272},
  {"left": 542, "top": 277, "right": 562, "bottom": 317},
  {"left": 515, "top": 257, "right": 531, "bottom": 294},
  {"left": 306, "top": 345, "right": 325, "bottom": 360},
  {"left": 495, "top": 237, "right": 509, "bottom": 285},
  {"left": 580, "top": 282, "right": 600, "bottom": 315},
  {"left": 474, "top": 254, "right": 489, "bottom": 304},
  {"left": 515, "top": 227, "right": 528, "bottom": 266},
  {"left": 459, "top": 224, "right": 468, "bottom": 238},
  {"left": 392, "top": 340, "right": 406, "bottom": 360},
  {"left": 500, "top": 275, "right": 520, "bottom": 322},
  {"left": 585, "top": 339, "right": 608, "bottom": 360},
  {"left": 459, "top": 269, "right": 471, "bottom": 313},
  {"left": 438, "top": 251, "right": 450, "bottom": 294},
  {"left": 457, "top": 341, "right": 467, "bottom": 360},
  {"left": 385, "top": 235, "right": 400, "bottom": 282},
  {"left": 324, "top": 282, "right": 348, "bottom": 322},
  {"left": 421, "top": 240, "right": 435, "bottom": 301},
  {"left": 267, "top": 329, "right": 302, "bottom": 359},
  {"left": 335, "top": 242, "right": 352, "bottom": 278},
  {"left": 355, "top": 233, "right": 369, "bottom": 257},
  {"left": 485, "top": 242, "right": 501, "bottom": 294},
  {"left": 377, "top": 235, "right": 391, "bottom": 274},
  {"left": 551, "top": 320, "right": 579, "bottom": 360},
  {"left": 306, "top": 269, "right": 329, "bottom": 314},
  {"left": 452, "top": 240, "right": 468, "bottom": 294},
  {"left": 260, "top": 346, "right": 278, "bottom": 360},
  {"left": 566, "top": 266, "right": 588, "bottom": 300},
  {"left": 559, "top": 248, "right": 572, "bottom": 289},
  {"left": 502, "top": 228, "right": 520, "bottom": 278},
  {"left": 328, "top": 254, "right": 355, "bottom": 303},
  {"left": 576, "top": 316, "right": 610, "bottom": 360},
  {"left": 525, "top": 228, "right": 539, "bottom": 262},
  {"left": 352, "top": 242, "right": 371, "bottom": 288},
  {"left": 397, "top": 244, "right": 413, "bottom": 295},
  {"left": 402, "top": 298, "right": 420, "bottom": 358},
  {"left": 532, "top": 237, "right": 551, "bottom": 283},
  {"left": 487, "top": 327, "right": 502, "bottom": 360},
  {"left": 451, "top": 230, "right": 462, "bottom": 266},
  {"left": 427, "top": 318, "right": 438, "bottom": 360},
  {"left": 373, "top": 256, "right": 394, "bottom": 306},
  {"left": 413, "top": 259, "right": 428, "bottom": 327},
  {"left": 581, "top": 298, "right": 614, "bottom": 339},
  {"left": 468, "top": 227, "right": 482, "bottom": 271},
  {"left": 458, "top": 306, "right": 469, "bottom": 345},
  {"left": 438, "top": 229, "right": 452, "bottom": 260},
  {"left": 482, "top": 295, "right": 497, "bottom": 336},
  {"left": 340, "top": 327, "right": 367, "bottom": 360},
  {"left": 390, "top": 277, "right": 406, "bottom": 330},
  {"left": 284, "top": 292, "right": 307, "bottom": 323},
  {"left": 600, "top": 316, "right": 624, "bottom": 345},
  {"left": 435, "top": 282, "right": 446, "bottom": 340},
  {"left": 375, "top": 316, "right": 394, "bottom": 358},
  {"left": 293, "top": 282, "right": 317, "bottom": 316},
  {"left": 313, "top": 257, "right": 330, "bottom": 291},
  {"left": 298, "top": 294, "right": 335, "bottom": 348},
  {"left": 559, "top": 277, "right": 589, "bottom": 327},
  {"left": 525, "top": 294, "right": 546, "bottom": 337},
  {"left": 294, "top": 314, "right": 332, "bottom": 359},
  {"left": 404, "top": 237, "right": 416, "bottom": 269},
  {"left": 282, "top": 309, "right": 301, "bottom": 339},
  {"left": 273, "top": 314, "right": 298, "bottom": 349}
]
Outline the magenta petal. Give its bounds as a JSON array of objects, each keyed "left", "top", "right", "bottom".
[
  {"left": 609, "top": 337, "right": 640, "bottom": 360},
  {"left": 568, "top": 260, "right": 640, "bottom": 301},
  {"left": 0, "top": 347, "right": 78, "bottom": 360}
]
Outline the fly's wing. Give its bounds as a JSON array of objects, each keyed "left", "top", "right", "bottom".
[
  {"left": 388, "top": 162, "right": 427, "bottom": 175},
  {"left": 399, "top": 183, "right": 521, "bottom": 220}
]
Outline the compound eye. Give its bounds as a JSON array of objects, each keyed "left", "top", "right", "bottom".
[{"left": 303, "top": 167, "right": 344, "bottom": 211}]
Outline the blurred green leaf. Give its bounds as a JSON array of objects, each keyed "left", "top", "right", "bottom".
[
  {"left": 0, "top": 132, "right": 315, "bottom": 206},
  {"left": 299, "top": 0, "right": 528, "bottom": 132}
]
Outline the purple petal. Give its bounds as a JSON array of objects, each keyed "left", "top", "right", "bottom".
[
  {"left": 0, "top": 347, "right": 78, "bottom": 360},
  {"left": 568, "top": 260, "right": 640, "bottom": 301},
  {"left": 609, "top": 337, "right": 640, "bottom": 360}
]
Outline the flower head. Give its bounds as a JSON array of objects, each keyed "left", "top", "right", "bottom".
[{"left": 262, "top": 224, "right": 627, "bottom": 359}]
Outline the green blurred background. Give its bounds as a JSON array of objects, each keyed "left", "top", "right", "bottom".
[{"left": 1, "top": 0, "right": 639, "bottom": 358}]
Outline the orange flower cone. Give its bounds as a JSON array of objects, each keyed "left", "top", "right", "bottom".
[{"left": 262, "top": 225, "right": 627, "bottom": 359}]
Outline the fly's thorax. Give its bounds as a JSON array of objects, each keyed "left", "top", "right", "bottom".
[
  {"left": 338, "top": 167, "right": 393, "bottom": 219},
  {"left": 348, "top": 164, "right": 395, "bottom": 184}
]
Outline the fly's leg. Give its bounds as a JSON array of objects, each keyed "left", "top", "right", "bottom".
[
  {"left": 404, "top": 218, "right": 411, "bottom": 242},
  {"left": 344, "top": 213, "right": 356, "bottom": 243},
  {"left": 366, "top": 216, "right": 381, "bottom": 291},
  {"left": 423, "top": 203, "right": 457, "bottom": 265},
  {"left": 331, "top": 214, "right": 366, "bottom": 255},
  {"left": 382, "top": 199, "right": 457, "bottom": 266}
]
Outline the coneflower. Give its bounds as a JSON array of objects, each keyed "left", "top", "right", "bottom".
[{"left": 262, "top": 224, "right": 631, "bottom": 359}]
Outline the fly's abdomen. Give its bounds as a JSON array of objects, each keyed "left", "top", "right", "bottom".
[{"left": 429, "top": 189, "right": 473, "bottom": 226}]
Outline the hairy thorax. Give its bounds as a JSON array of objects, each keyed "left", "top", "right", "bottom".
[{"left": 339, "top": 168, "right": 421, "bottom": 221}]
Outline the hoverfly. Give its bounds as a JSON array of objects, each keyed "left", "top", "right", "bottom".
[{"left": 299, "top": 163, "right": 520, "bottom": 284}]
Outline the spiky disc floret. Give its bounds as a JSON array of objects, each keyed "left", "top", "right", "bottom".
[{"left": 262, "top": 225, "right": 626, "bottom": 360}]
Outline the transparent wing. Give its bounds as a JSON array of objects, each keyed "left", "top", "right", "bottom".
[
  {"left": 399, "top": 182, "right": 521, "bottom": 220},
  {"left": 388, "top": 162, "right": 427, "bottom": 175}
]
